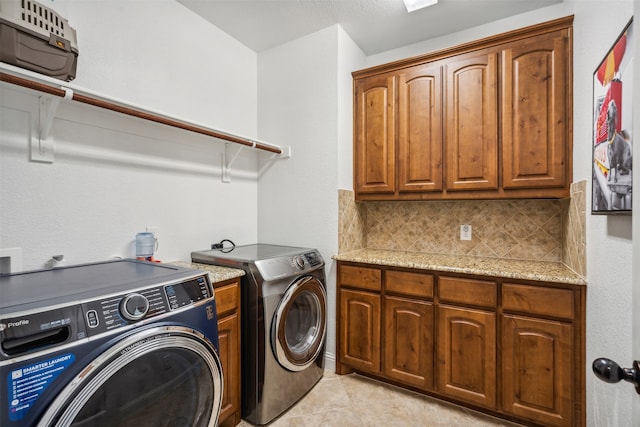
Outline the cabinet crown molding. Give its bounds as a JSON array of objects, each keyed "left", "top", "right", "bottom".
[{"left": 352, "top": 15, "right": 574, "bottom": 79}]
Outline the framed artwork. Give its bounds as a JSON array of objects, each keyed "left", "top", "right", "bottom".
[{"left": 592, "top": 17, "right": 633, "bottom": 214}]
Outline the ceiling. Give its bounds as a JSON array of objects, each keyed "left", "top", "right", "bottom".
[{"left": 178, "top": 0, "right": 563, "bottom": 55}]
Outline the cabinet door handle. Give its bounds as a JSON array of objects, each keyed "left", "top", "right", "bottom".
[{"left": 592, "top": 358, "right": 640, "bottom": 395}]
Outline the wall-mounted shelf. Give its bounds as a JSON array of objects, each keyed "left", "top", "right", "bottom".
[{"left": 0, "top": 62, "right": 284, "bottom": 155}]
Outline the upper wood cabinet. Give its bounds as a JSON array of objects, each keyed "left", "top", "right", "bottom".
[
  {"left": 501, "top": 29, "right": 570, "bottom": 190},
  {"left": 352, "top": 16, "right": 573, "bottom": 201},
  {"left": 354, "top": 73, "right": 396, "bottom": 194},
  {"left": 445, "top": 50, "right": 499, "bottom": 191},
  {"left": 398, "top": 62, "right": 443, "bottom": 193}
]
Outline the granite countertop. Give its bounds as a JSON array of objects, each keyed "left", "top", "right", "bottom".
[
  {"left": 167, "top": 261, "right": 245, "bottom": 283},
  {"left": 333, "top": 249, "right": 586, "bottom": 286}
]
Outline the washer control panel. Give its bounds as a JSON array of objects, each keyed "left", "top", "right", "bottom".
[
  {"left": 82, "top": 275, "right": 211, "bottom": 336},
  {"left": 119, "top": 293, "right": 150, "bottom": 321}
]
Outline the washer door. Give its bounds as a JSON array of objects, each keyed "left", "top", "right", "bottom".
[
  {"left": 272, "top": 276, "right": 327, "bottom": 372},
  {"left": 38, "top": 326, "right": 223, "bottom": 427}
]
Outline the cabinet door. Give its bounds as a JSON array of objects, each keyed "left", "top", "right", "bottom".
[
  {"left": 398, "top": 63, "right": 443, "bottom": 192},
  {"left": 437, "top": 305, "right": 496, "bottom": 408},
  {"left": 217, "top": 312, "right": 240, "bottom": 426},
  {"left": 502, "top": 30, "right": 570, "bottom": 190},
  {"left": 354, "top": 73, "right": 396, "bottom": 194},
  {"left": 502, "top": 315, "right": 573, "bottom": 427},
  {"left": 445, "top": 51, "right": 499, "bottom": 191},
  {"left": 384, "top": 296, "right": 434, "bottom": 389},
  {"left": 339, "top": 289, "right": 381, "bottom": 373}
]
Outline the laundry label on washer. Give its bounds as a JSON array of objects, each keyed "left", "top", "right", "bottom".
[{"left": 6, "top": 353, "right": 75, "bottom": 421}]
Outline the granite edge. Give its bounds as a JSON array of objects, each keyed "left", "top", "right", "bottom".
[
  {"left": 333, "top": 249, "right": 586, "bottom": 286},
  {"left": 166, "top": 261, "right": 245, "bottom": 283}
]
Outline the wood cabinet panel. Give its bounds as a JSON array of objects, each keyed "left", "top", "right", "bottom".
[
  {"left": 503, "top": 283, "right": 574, "bottom": 319},
  {"left": 215, "top": 282, "right": 240, "bottom": 317},
  {"left": 384, "top": 296, "right": 434, "bottom": 389},
  {"left": 502, "top": 315, "right": 573, "bottom": 427},
  {"left": 398, "top": 62, "right": 443, "bottom": 192},
  {"left": 439, "top": 276, "right": 497, "bottom": 307},
  {"left": 445, "top": 51, "right": 499, "bottom": 191},
  {"left": 340, "top": 289, "right": 382, "bottom": 373},
  {"left": 217, "top": 312, "right": 240, "bottom": 427},
  {"left": 339, "top": 265, "right": 382, "bottom": 291},
  {"left": 354, "top": 73, "right": 396, "bottom": 194},
  {"left": 214, "top": 278, "right": 241, "bottom": 427},
  {"left": 386, "top": 270, "right": 434, "bottom": 298},
  {"left": 437, "top": 305, "right": 496, "bottom": 408},
  {"left": 502, "top": 29, "right": 570, "bottom": 190}
]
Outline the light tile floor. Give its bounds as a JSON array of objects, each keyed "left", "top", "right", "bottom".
[{"left": 238, "top": 371, "right": 524, "bottom": 427}]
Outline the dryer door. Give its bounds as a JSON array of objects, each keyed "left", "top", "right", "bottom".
[
  {"left": 272, "top": 275, "right": 327, "bottom": 372},
  {"left": 37, "top": 326, "right": 223, "bottom": 427}
]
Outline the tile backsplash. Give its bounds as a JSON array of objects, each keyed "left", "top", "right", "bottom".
[
  {"left": 338, "top": 189, "right": 366, "bottom": 254},
  {"left": 338, "top": 183, "right": 586, "bottom": 275},
  {"left": 563, "top": 180, "right": 587, "bottom": 276}
]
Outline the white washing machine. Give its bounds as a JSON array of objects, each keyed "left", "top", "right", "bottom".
[{"left": 192, "top": 244, "right": 326, "bottom": 425}]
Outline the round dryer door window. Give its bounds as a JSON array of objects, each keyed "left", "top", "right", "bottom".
[
  {"left": 37, "top": 326, "right": 223, "bottom": 427},
  {"left": 272, "top": 276, "right": 327, "bottom": 372}
]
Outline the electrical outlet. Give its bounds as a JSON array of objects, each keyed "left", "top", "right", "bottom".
[
  {"left": 460, "top": 224, "right": 472, "bottom": 241},
  {"left": 0, "top": 248, "right": 23, "bottom": 274}
]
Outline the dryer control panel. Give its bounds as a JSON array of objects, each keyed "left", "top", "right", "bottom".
[{"left": 254, "top": 250, "right": 325, "bottom": 281}]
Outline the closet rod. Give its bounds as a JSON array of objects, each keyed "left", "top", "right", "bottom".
[{"left": 0, "top": 72, "right": 282, "bottom": 155}]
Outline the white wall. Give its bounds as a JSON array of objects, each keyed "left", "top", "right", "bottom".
[
  {"left": 632, "top": 0, "right": 640, "bottom": 422},
  {"left": 338, "top": 27, "right": 367, "bottom": 191},
  {"left": 575, "top": 3, "right": 634, "bottom": 426},
  {"left": 257, "top": 25, "right": 366, "bottom": 369},
  {"left": 0, "top": 0, "right": 261, "bottom": 271}
]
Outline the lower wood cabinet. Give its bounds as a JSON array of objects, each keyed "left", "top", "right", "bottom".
[
  {"left": 214, "top": 279, "right": 241, "bottom": 427},
  {"left": 501, "top": 282, "right": 577, "bottom": 427},
  {"left": 437, "top": 305, "right": 496, "bottom": 408},
  {"left": 384, "top": 296, "right": 433, "bottom": 389},
  {"left": 502, "top": 315, "right": 573, "bottom": 427},
  {"left": 336, "top": 261, "right": 585, "bottom": 427},
  {"left": 339, "top": 288, "right": 381, "bottom": 373}
]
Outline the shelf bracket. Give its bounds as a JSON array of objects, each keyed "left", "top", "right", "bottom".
[
  {"left": 31, "top": 87, "right": 73, "bottom": 163},
  {"left": 258, "top": 146, "right": 291, "bottom": 177},
  {"left": 222, "top": 144, "right": 291, "bottom": 183},
  {"left": 222, "top": 143, "right": 246, "bottom": 183}
]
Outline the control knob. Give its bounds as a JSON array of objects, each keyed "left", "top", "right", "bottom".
[
  {"left": 120, "top": 293, "right": 149, "bottom": 321},
  {"left": 294, "top": 256, "right": 305, "bottom": 270}
]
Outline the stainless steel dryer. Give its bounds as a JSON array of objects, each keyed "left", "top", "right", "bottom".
[
  {"left": 192, "top": 244, "right": 326, "bottom": 425},
  {"left": 0, "top": 259, "right": 224, "bottom": 427}
]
